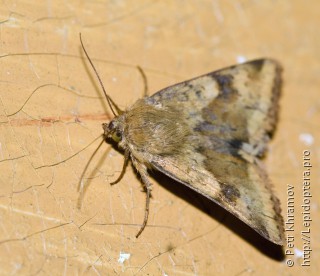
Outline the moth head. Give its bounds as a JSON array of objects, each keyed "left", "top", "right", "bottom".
[{"left": 102, "top": 118, "right": 124, "bottom": 143}]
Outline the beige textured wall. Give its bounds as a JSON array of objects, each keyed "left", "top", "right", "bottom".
[{"left": 0, "top": 1, "right": 318, "bottom": 275}]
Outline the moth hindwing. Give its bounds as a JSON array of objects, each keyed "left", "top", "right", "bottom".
[{"left": 90, "top": 55, "right": 284, "bottom": 244}]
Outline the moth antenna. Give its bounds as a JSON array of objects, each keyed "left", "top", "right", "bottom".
[
  {"left": 79, "top": 33, "right": 123, "bottom": 116},
  {"left": 78, "top": 136, "right": 106, "bottom": 209},
  {"left": 136, "top": 66, "right": 148, "bottom": 97}
]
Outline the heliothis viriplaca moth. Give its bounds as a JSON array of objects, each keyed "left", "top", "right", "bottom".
[{"left": 80, "top": 36, "right": 284, "bottom": 245}]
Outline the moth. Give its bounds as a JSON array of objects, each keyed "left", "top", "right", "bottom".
[{"left": 79, "top": 36, "right": 285, "bottom": 245}]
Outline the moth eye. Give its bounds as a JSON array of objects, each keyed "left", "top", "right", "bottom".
[{"left": 112, "top": 130, "right": 122, "bottom": 142}]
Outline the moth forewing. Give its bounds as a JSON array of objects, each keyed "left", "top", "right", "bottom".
[
  {"left": 81, "top": 40, "right": 284, "bottom": 245},
  {"left": 142, "top": 59, "right": 284, "bottom": 245}
]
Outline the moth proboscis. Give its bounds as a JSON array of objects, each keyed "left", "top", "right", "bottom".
[{"left": 79, "top": 34, "right": 285, "bottom": 245}]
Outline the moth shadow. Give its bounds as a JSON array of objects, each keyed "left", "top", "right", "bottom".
[{"left": 150, "top": 170, "right": 285, "bottom": 261}]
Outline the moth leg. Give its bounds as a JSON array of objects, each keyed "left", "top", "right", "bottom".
[
  {"left": 137, "top": 66, "right": 148, "bottom": 97},
  {"left": 131, "top": 157, "right": 152, "bottom": 238},
  {"left": 110, "top": 149, "right": 130, "bottom": 185}
]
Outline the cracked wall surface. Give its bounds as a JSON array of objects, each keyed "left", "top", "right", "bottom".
[{"left": 0, "top": 1, "right": 319, "bottom": 275}]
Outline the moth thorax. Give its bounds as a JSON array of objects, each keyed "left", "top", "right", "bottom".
[{"left": 125, "top": 103, "right": 189, "bottom": 155}]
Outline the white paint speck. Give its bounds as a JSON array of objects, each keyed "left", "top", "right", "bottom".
[
  {"left": 294, "top": 248, "right": 304, "bottom": 258},
  {"left": 5, "top": 17, "right": 19, "bottom": 28},
  {"left": 237, "top": 56, "right": 247, "bottom": 64},
  {"left": 118, "top": 252, "right": 130, "bottom": 264},
  {"left": 299, "top": 133, "right": 314, "bottom": 146}
]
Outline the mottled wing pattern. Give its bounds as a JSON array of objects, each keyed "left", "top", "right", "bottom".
[{"left": 145, "top": 59, "right": 284, "bottom": 245}]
